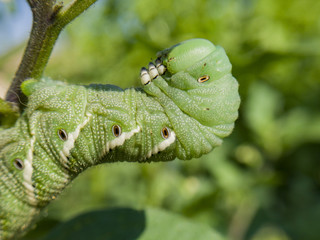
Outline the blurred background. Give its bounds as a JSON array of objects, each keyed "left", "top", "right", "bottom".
[{"left": 0, "top": 0, "right": 320, "bottom": 239}]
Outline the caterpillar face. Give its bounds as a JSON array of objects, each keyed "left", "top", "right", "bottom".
[
  {"left": 0, "top": 38, "right": 240, "bottom": 239},
  {"left": 140, "top": 38, "right": 240, "bottom": 159}
]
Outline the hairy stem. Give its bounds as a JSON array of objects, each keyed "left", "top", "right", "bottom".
[{"left": 5, "top": 0, "right": 97, "bottom": 108}]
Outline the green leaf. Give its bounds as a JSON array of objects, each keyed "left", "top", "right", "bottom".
[
  {"left": 0, "top": 98, "right": 19, "bottom": 128},
  {"left": 139, "top": 208, "right": 224, "bottom": 240},
  {"left": 42, "top": 208, "right": 224, "bottom": 240},
  {"left": 22, "top": 219, "right": 61, "bottom": 240}
]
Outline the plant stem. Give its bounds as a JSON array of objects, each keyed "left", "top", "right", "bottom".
[{"left": 5, "top": 0, "right": 97, "bottom": 109}]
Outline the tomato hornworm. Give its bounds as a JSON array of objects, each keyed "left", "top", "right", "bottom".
[{"left": 0, "top": 39, "right": 240, "bottom": 239}]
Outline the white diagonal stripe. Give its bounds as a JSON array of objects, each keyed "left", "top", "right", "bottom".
[
  {"left": 62, "top": 113, "right": 92, "bottom": 157},
  {"left": 146, "top": 130, "right": 176, "bottom": 158},
  {"left": 104, "top": 126, "right": 141, "bottom": 154},
  {"left": 23, "top": 135, "right": 37, "bottom": 205}
]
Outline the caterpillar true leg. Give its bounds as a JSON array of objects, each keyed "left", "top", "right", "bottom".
[
  {"left": 155, "top": 58, "right": 166, "bottom": 75},
  {"left": 140, "top": 67, "right": 151, "bottom": 85},
  {"left": 148, "top": 62, "right": 159, "bottom": 79},
  {"left": 140, "top": 58, "right": 166, "bottom": 85}
]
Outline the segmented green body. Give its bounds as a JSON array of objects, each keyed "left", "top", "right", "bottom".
[{"left": 0, "top": 39, "right": 240, "bottom": 239}]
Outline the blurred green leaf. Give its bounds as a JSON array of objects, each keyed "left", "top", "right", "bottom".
[
  {"left": 0, "top": 97, "right": 19, "bottom": 128},
  {"left": 42, "top": 208, "right": 223, "bottom": 240}
]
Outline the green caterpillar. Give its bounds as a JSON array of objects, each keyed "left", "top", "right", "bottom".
[{"left": 0, "top": 39, "right": 240, "bottom": 239}]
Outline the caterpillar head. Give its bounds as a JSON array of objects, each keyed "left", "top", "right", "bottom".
[
  {"left": 158, "top": 38, "right": 216, "bottom": 75},
  {"left": 140, "top": 38, "right": 240, "bottom": 159},
  {"left": 140, "top": 38, "right": 232, "bottom": 90}
]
